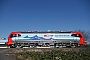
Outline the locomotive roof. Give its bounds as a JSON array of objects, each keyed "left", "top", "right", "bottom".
[
  {"left": 20, "top": 31, "right": 72, "bottom": 33},
  {"left": 10, "top": 31, "right": 81, "bottom": 34},
  {"left": 11, "top": 30, "right": 78, "bottom": 34}
]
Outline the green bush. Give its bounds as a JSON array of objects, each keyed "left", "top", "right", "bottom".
[{"left": 16, "top": 48, "right": 90, "bottom": 60}]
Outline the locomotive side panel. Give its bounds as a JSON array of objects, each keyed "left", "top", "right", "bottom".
[{"left": 11, "top": 33, "right": 80, "bottom": 42}]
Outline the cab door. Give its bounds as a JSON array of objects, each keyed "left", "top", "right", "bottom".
[
  {"left": 71, "top": 34, "right": 77, "bottom": 41},
  {"left": 17, "top": 34, "right": 21, "bottom": 42},
  {"left": 71, "top": 34, "right": 80, "bottom": 41},
  {"left": 11, "top": 34, "right": 17, "bottom": 43}
]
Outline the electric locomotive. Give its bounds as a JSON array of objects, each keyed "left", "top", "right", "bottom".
[{"left": 5, "top": 30, "right": 86, "bottom": 48}]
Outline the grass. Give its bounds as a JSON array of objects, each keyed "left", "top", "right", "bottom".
[{"left": 15, "top": 46, "right": 90, "bottom": 60}]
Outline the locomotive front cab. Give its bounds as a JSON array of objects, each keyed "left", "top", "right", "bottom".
[
  {"left": 72, "top": 32, "right": 86, "bottom": 45},
  {"left": 6, "top": 32, "right": 21, "bottom": 46}
]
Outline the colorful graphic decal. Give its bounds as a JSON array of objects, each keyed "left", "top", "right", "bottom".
[{"left": 24, "top": 35, "right": 53, "bottom": 40}]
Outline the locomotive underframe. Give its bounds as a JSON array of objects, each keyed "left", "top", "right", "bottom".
[{"left": 9, "top": 40, "right": 80, "bottom": 48}]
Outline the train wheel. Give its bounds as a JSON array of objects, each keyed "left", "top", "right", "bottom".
[
  {"left": 59, "top": 46, "right": 63, "bottom": 48},
  {"left": 71, "top": 45, "right": 76, "bottom": 48},
  {"left": 10, "top": 44, "right": 15, "bottom": 48},
  {"left": 14, "top": 43, "right": 23, "bottom": 48},
  {"left": 80, "top": 44, "right": 85, "bottom": 48},
  {"left": 30, "top": 45, "right": 36, "bottom": 48}
]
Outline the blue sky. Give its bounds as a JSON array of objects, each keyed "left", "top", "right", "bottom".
[{"left": 0, "top": 0, "right": 90, "bottom": 38}]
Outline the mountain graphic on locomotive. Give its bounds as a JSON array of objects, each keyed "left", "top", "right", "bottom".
[
  {"left": 5, "top": 30, "right": 86, "bottom": 48},
  {"left": 23, "top": 35, "right": 53, "bottom": 40}
]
